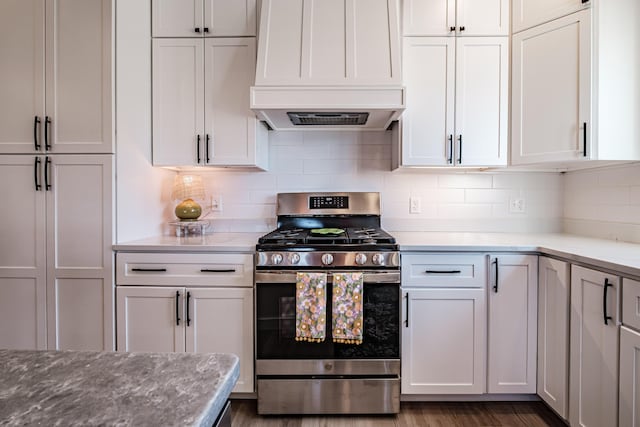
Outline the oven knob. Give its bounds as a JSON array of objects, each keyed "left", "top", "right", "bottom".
[
  {"left": 372, "top": 253, "right": 385, "bottom": 266},
  {"left": 355, "top": 253, "right": 367, "bottom": 265},
  {"left": 289, "top": 253, "right": 301, "bottom": 264},
  {"left": 271, "top": 253, "right": 283, "bottom": 265},
  {"left": 321, "top": 253, "right": 334, "bottom": 265}
]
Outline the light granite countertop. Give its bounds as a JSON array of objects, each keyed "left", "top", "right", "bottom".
[
  {"left": 0, "top": 350, "right": 239, "bottom": 427},
  {"left": 113, "top": 232, "right": 263, "bottom": 253}
]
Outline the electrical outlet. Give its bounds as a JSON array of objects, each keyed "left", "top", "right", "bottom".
[
  {"left": 210, "top": 195, "right": 222, "bottom": 212},
  {"left": 509, "top": 197, "right": 526, "bottom": 213},
  {"left": 409, "top": 196, "right": 422, "bottom": 214}
]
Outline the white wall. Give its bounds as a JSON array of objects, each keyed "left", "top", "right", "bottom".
[{"left": 564, "top": 162, "right": 640, "bottom": 243}]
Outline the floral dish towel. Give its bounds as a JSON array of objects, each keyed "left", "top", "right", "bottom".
[
  {"left": 295, "top": 272, "right": 327, "bottom": 343},
  {"left": 332, "top": 272, "right": 364, "bottom": 345}
]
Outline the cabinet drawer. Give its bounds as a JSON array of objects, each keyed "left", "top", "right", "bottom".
[
  {"left": 116, "top": 253, "right": 253, "bottom": 287},
  {"left": 623, "top": 278, "right": 640, "bottom": 330},
  {"left": 402, "top": 253, "right": 487, "bottom": 287}
]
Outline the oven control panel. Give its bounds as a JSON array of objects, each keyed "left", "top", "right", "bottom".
[
  {"left": 256, "top": 251, "right": 400, "bottom": 268},
  {"left": 309, "top": 196, "right": 349, "bottom": 209}
]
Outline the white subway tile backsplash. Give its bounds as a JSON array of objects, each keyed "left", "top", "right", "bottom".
[{"left": 438, "top": 174, "right": 493, "bottom": 189}]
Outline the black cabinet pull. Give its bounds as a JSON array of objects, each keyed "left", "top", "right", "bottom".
[
  {"left": 195, "top": 27, "right": 201, "bottom": 33},
  {"left": 44, "top": 116, "right": 52, "bottom": 151},
  {"left": 176, "top": 290, "right": 181, "bottom": 326},
  {"left": 603, "top": 278, "right": 613, "bottom": 325},
  {"left": 200, "top": 268, "right": 236, "bottom": 273},
  {"left": 131, "top": 268, "right": 167, "bottom": 272},
  {"left": 492, "top": 258, "right": 499, "bottom": 293},
  {"left": 205, "top": 134, "right": 210, "bottom": 163},
  {"left": 449, "top": 26, "right": 456, "bottom": 32},
  {"left": 203, "top": 27, "right": 209, "bottom": 33},
  {"left": 425, "top": 270, "right": 461, "bottom": 274},
  {"left": 44, "top": 156, "right": 51, "bottom": 191},
  {"left": 457, "top": 135, "right": 462, "bottom": 164},
  {"left": 581, "top": 0, "right": 589, "bottom": 3},
  {"left": 447, "top": 134, "right": 453, "bottom": 164},
  {"left": 34, "top": 116, "right": 41, "bottom": 151},
  {"left": 186, "top": 291, "right": 192, "bottom": 326},
  {"left": 459, "top": 26, "right": 465, "bottom": 31},
  {"left": 196, "top": 135, "right": 201, "bottom": 163},
  {"left": 404, "top": 292, "right": 409, "bottom": 327},
  {"left": 34, "top": 157, "right": 42, "bottom": 191},
  {"left": 583, "top": 122, "right": 587, "bottom": 157}
]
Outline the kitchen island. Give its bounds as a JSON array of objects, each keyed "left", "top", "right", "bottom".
[{"left": 0, "top": 349, "right": 239, "bottom": 426}]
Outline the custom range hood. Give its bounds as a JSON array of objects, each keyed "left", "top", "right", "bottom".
[{"left": 250, "top": 0, "right": 405, "bottom": 130}]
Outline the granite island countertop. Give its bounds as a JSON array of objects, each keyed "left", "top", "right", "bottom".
[{"left": 0, "top": 350, "right": 239, "bottom": 427}]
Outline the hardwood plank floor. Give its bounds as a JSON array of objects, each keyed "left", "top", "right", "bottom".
[{"left": 230, "top": 400, "right": 566, "bottom": 427}]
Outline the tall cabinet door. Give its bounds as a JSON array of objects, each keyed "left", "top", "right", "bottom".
[
  {"left": 456, "top": 0, "right": 509, "bottom": 36},
  {"left": 0, "top": 156, "right": 47, "bottom": 349},
  {"left": 401, "top": 37, "right": 455, "bottom": 166},
  {"left": 570, "top": 265, "right": 619, "bottom": 427},
  {"left": 45, "top": 0, "right": 113, "bottom": 154},
  {"left": 46, "top": 155, "right": 113, "bottom": 351},
  {"left": 402, "top": 0, "right": 455, "bottom": 36},
  {"left": 537, "top": 257, "right": 570, "bottom": 420},
  {"left": 186, "top": 287, "right": 254, "bottom": 393},
  {"left": 454, "top": 37, "right": 508, "bottom": 166},
  {"left": 205, "top": 0, "right": 257, "bottom": 36},
  {"left": 401, "top": 288, "right": 486, "bottom": 394},
  {"left": 116, "top": 286, "right": 185, "bottom": 353},
  {"left": 152, "top": 38, "right": 205, "bottom": 166},
  {"left": 204, "top": 37, "right": 259, "bottom": 166},
  {"left": 511, "top": 10, "right": 591, "bottom": 165},
  {"left": 152, "top": 0, "right": 204, "bottom": 37},
  {"left": 0, "top": 0, "right": 45, "bottom": 154},
  {"left": 487, "top": 255, "right": 537, "bottom": 394},
  {"left": 620, "top": 326, "right": 640, "bottom": 427}
]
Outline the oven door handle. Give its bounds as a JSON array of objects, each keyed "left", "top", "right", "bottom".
[{"left": 255, "top": 271, "right": 400, "bottom": 284}]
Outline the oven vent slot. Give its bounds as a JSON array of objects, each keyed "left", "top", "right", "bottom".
[{"left": 287, "top": 112, "right": 369, "bottom": 126}]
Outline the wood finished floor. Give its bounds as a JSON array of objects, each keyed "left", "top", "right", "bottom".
[{"left": 230, "top": 400, "right": 566, "bottom": 427}]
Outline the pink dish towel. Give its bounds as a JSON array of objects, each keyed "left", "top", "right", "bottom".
[
  {"left": 295, "top": 272, "right": 327, "bottom": 343},
  {"left": 332, "top": 272, "right": 364, "bottom": 345}
]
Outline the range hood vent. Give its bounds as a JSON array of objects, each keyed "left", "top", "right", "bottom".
[{"left": 251, "top": 0, "right": 405, "bottom": 131}]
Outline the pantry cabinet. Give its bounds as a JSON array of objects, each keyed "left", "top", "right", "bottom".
[
  {"left": 115, "top": 253, "right": 254, "bottom": 393},
  {"left": 569, "top": 265, "right": 619, "bottom": 427},
  {"left": 151, "top": 0, "right": 256, "bottom": 38},
  {"left": 537, "top": 257, "right": 570, "bottom": 420},
  {"left": 512, "top": 0, "right": 590, "bottom": 33},
  {"left": 152, "top": 37, "right": 267, "bottom": 169},
  {"left": 0, "top": 0, "right": 113, "bottom": 154},
  {"left": 487, "top": 254, "right": 537, "bottom": 394},
  {"left": 0, "top": 154, "right": 114, "bottom": 351},
  {"left": 402, "top": 0, "right": 509, "bottom": 36},
  {"left": 398, "top": 36, "right": 508, "bottom": 167}
]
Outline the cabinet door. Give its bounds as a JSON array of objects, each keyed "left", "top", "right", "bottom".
[
  {"left": 454, "top": 37, "right": 508, "bottom": 167},
  {"left": 456, "top": 0, "right": 509, "bottom": 36},
  {"left": 0, "top": 0, "right": 45, "bottom": 154},
  {"left": 152, "top": 38, "right": 205, "bottom": 166},
  {"left": 537, "top": 257, "right": 569, "bottom": 420},
  {"left": 45, "top": 0, "right": 113, "bottom": 154},
  {"left": 205, "top": 0, "right": 256, "bottom": 36},
  {"left": 620, "top": 326, "right": 640, "bottom": 427},
  {"left": 401, "top": 37, "right": 455, "bottom": 166},
  {"left": 46, "top": 155, "right": 114, "bottom": 350},
  {"left": 116, "top": 286, "right": 185, "bottom": 352},
  {"left": 186, "top": 288, "right": 254, "bottom": 393},
  {"left": 511, "top": 10, "right": 591, "bottom": 165},
  {"left": 401, "top": 288, "right": 486, "bottom": 394},
  {"left": 512, "top": 0, "right": 589, "bottom": 33},
  {"left": 152, "top": 0, "right": 204, "bottom": 38},
  {"left": 204, "top": 38, "right": 259, "bottom": 166},
  {"left": 0, "top": 155, "right": 47, "bottom": 349},
  {"left": 487, "top": 255, "right": 537, "bottom": 394},
  {"left": 402, "top": 0, "right": 455, "bottom": 36},
  {"left": 570, "top": 265, "right": 619, "bottom": 427}
]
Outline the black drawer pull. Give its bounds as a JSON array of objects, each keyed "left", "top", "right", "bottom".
[
  {"left": 176, "top": 290, "right": 181, "bottom": 326},
  {"left": 200, "top": 268, "right": 236, "bottom": 273},
  {"left": 425, "top": 270, "right": 462, "bottom": 274},
  {"left": 131, "top": 268, "right": 167, "bottom": 272},
  {"left": 186, "top": 291, "right": 192, "bottom": 327},
  {"left": 603, "top": 278, "right": 613, "bottom": 325}
]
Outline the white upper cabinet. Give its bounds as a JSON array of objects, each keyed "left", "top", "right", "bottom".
[
  {"left": 0, "top": 0, "right": 113, "bottom": 154},
  {"left": 152, "top": 0, "right": 256, "bottom": 37},
  {"left": 398, "top": 36, "right": 508, "bottom": 167},
  {"left": 402, "top": 0, "right": 509, "bottom": 36},
  {"left": 512, "top": 0, "right": 590, "bottom": 34}
]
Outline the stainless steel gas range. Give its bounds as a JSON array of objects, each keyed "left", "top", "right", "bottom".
[{"left": 255, "top": 192, "right": 400, "bottom": 415}]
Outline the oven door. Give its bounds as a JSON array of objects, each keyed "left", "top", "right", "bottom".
[{"left": 255, "top": 270, "right": 400, "bottom": 360}]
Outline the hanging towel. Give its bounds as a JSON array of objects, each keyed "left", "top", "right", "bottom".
[
  {"left": 295, "top": 272, "right": 327, "bottom": 343},
  {"left": 332, "top": 272, "right": 364, "bottom": 345}
]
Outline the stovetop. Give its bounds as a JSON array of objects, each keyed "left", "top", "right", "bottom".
[{"left": 257, "top": 227, "right": 396, "bottom": 248}]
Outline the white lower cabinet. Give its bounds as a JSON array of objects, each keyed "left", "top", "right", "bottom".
[
  {"left": 487, "top": 254, "right": 537, "bottom": 394},
  {"left": 620, "top": 325, "right": 640, "bottom": 427},
  {"left": 570, "top": 265, "right": 620, "bottom": 427},
  {"left": 537, "top": 257, "right": 570, "bottom": 420}
]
